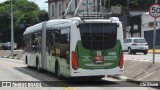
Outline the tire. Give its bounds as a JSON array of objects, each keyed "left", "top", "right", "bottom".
[
  {"left": 36, "top": 59, "right": 43, "bottom": 73},
  {"left": 55, "top": 61, "right": 62, "bottom": 80},
  {"left": 25, "top": 56, "right": 29, "bottom": 67},
  {"left": 132, "top": 51, "right": 136, "bottom": 54},
  {"left": 128, "top": 48, "right": 132, "bottom": 54},
  {"left": 143, "top": 51, "right": 148, "bottom": 55}
]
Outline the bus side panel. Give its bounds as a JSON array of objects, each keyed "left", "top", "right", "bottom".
[
  {"left": 69, "top": 24, "right": 81, "bottom": 76},
  {"left": 45, "top": 25, "right": 72, "bottom": 77}
]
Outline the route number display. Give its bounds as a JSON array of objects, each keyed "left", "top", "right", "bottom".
[{"left": 149, "top": 4, "right": 160, "bottom": 18}]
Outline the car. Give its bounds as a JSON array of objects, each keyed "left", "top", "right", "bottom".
[
  {"left": 123, "top": 37, "right": 149, "bottom": 55},
  {"left": 2, "top": 42, "right": 17, "bottom": 50}
]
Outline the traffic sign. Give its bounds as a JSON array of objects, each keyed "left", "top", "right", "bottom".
[{"left": 149, "top": 4, "right": 160, "bottom": 18}]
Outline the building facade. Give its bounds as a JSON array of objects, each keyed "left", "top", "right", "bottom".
[
  {"left": 141, "top": 12, "right": 160, "bottom": 48},
  {"left": 128, "top": 11, "right": 160, "bottom": 48},
  {"left": 47, "top": 0, "right": 101, "bottom": 19}
]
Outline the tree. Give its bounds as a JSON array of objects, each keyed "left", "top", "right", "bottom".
[{"left": 0, "top": 0, "right": 48, "bottom": 48}]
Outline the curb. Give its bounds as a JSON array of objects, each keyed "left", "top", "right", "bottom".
[
  {"left": 107, "top": 75, "right": 160, "bottom": 88},
  {"left": 148, "top": 49, "right": 160, "bottom": 54},
  {"left": 107, "top": 75, "right": 144, "bottom": 87},
  {"left": 108, "top": 75, "right": 129, "bottom": 81},
  {"left": 148, "top": 52, "right": 160, "bottom": 54},
  {"left": 107, "top": 75, "right": 139, "bottom": 82}
]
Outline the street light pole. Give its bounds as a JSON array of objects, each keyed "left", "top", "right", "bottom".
[
  {"left": 97, "top": 0, "right": 100, "bottom": 12},
  {"left": 11, "top": 0, "right": 14, "bottom": 58},
  {"left": 108, "top": 0, "right": 110, "bottom": 12},
  {"left": 86, "top": 0, "right": 89, "bottom": 14},
  {"left": 153, "top": 0, "right": 158, "bottom": 64}
]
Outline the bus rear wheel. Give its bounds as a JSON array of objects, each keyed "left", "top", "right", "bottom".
[
  {"left": 36, "top": 59, "right": 43, "bottom": 73},
  {"left": 55, "top": 62, "right": 62, "bottom": 80}
]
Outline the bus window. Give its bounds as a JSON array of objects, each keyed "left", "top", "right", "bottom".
[
  {"left": 31, "top": 32, "right": 41, "bottom": 51},
  {"left": 60, "top": 28, "right": 70, "bottom": 44},
  {"left": 59, "top": 28, "right": 70, "bottom": 58},
  {"left": 79, "top": 23, "right": 117, "bottom": 50},
  {"left": 46, "top": 30, "right": 55, "bottom": 55},
  {"left": 23, "top": 35, "right": 31, "bottom": 52},
  {"left": 46, "top": 28, "right": 70, "bottom": 61}
]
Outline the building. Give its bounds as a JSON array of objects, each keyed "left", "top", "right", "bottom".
[
  {"left": 141, "top": 12, "right": 160, "bottom": 48},
  {"left": 47, "top": 0, "right": 69, "bottom": 19},
  {"left": 128, "top": 11, "right": 160, "bottom": 49},
  {"left": 46, "top": 0, "right": 101, "bottom": 19}
]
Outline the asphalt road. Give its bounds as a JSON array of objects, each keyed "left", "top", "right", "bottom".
[
  {"left": 0, "top": 58, "right": 159, "bottom": 90},
  {"left": 124, "top": 52, "right": 160, "bottom": 62}
]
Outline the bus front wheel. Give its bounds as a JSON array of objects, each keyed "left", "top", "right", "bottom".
[{"left": 25, "top": 56, "right": 29, "bottom": 67}]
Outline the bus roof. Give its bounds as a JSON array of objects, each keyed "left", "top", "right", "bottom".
[
  {"left": 23, "top": 17, "right": 121, "bottom": 35},
  {"left": 67, "top": 17, "right": 120, "bottom": 23},
  {"left": 23, "top": 22, "right": 43, "bottom": 35}
]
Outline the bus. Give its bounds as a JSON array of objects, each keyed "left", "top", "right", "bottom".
[{"left": 23, "top": 16, "right": 124, "bottom": 79}]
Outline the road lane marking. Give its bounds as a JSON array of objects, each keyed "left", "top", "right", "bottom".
[{"left": 1, "top": 60, "right": 76, "bottom": 90}]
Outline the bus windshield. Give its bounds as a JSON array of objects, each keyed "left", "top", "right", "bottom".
[{"left": 79, "top": 23, "right": 117, "bottom": 50}]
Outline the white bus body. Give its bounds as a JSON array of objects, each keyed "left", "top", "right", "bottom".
[{"left": 23, "top": 17, "right": 124, "bottom": 79}]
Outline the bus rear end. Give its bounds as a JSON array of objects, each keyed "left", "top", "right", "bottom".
[{"left": 71, "top": 19, "right": 123, "bottom": 77}]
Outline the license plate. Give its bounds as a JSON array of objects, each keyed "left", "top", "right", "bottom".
[
  {"left": 94, "top": 56, "right": 104, "bottom": 64},
  {"left": 140, "top": 47, "right": 144, "bottom": 50},
  {"left": 94, "top": 60, "right": 104, "bottom": 64}
]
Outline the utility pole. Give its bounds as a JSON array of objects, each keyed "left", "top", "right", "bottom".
[
  {"left": 127, "top": 0, "right": 129, "bottom": 26},
  {"left": 86, "top": 0, "right": 89, "bottom": 13},
  {"left": 153, "top": 0, "right": 158, "bottom": 64},
  {"left": 108, "top": 0, "right": 110, "bottom": 12},
  {"left": 97, "top": 0, "right": 100, "bottom": 12},
  {"left": 11, "top": 0, "right": 14, "bottom": 58},
  {"left": 93, "top": 0, "right": 96, "bottom": 12}
]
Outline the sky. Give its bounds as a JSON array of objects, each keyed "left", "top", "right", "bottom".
[{"left": 0, "top": 0, "right": 48, "bottom": 11}]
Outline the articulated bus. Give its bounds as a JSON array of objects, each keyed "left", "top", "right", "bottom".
[{"left": 23, "top": 16, "right": 124, "bottom": 79}]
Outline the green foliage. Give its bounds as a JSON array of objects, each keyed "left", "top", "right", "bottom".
[{"left": 0, "top": 0, "right": 48, "bottom": 48}]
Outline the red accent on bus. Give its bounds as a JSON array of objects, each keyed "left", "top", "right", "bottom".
[
  {"left": 119, "top": 52, "right": 124, "bottom": 69},
  {"left": 72, "top": 51, "right": 79, "bottom": 70}
]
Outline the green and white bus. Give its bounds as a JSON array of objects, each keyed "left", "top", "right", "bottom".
[{"left": 23, "top": 16, "right": 124, "bottom": 79}]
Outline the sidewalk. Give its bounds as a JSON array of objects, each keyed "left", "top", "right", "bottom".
[
  {"left": 148, "top": 49, "right": 160, "bottom": 54},
  {"left": 0, "top": 50, "right": 22, "bottom": 60},
  {"left": 108, "top": 60, "right": 160, "bottom": 81}
]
